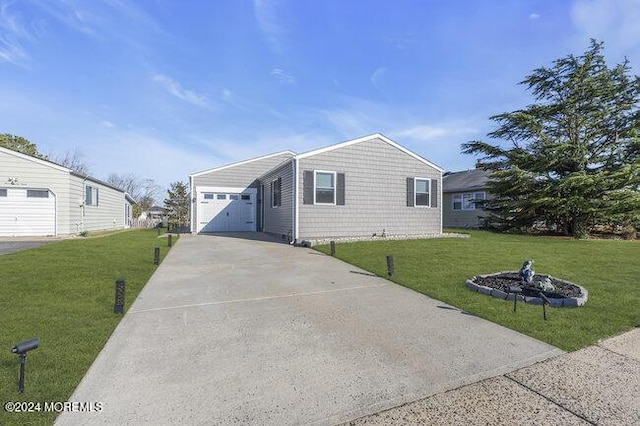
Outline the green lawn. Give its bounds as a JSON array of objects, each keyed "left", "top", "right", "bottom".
[
  {"left": 0, "top": 229, "right": 174, "bottom": 426},
  {"left": 316, "top": 230, "right": 639, "bottom": 352}
]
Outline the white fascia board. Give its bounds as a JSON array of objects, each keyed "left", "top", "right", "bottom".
[
  {"left": 294, "top": 133, "right": 445, "bottom": 172},
  {"left": 189, "top": 150, "right": 296, "bottom": 177},
  {"left": 0, "top": 146, "right": 71, "bottom": 173}
]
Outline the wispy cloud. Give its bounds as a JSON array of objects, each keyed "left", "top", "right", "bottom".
[
  {"left": 370, "top": 67, "right": 387, "bottom": 90},
  {"left": 392, "top": 124, "right": 477, "bottom": 141},
  {"left": 529, "top": 13, "right": 540, "bottom": 20},
  {"left": 153, "top": 73, "right": 214, "bottom": 109},
  {"left": 270, "top": 68, "right": 296, "bottom": 84},
  {"left": 100, "top": 120, "right": 115, "bottom": 128},
  {"left": 254, "top": 0, "right": 283, "bottom": 52},
  {"left": 0, "top": 1, "right": 31, "bottom": 65}
]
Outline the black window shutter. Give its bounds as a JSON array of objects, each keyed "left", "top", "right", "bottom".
[
  {"left": 303, "top": 171, "right": 314, "bottom": 204},
  {"left": 336, "top": 173, "right": 345, "bottom": 205},
  {"left": 406, "top": 177, "right": 414, "bottom": 207},
  {"left": 430, "top": 179, "right": 438, "bottom": 208}
]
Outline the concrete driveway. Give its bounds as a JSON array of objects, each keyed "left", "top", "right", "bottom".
[
  {"left": 0, "top": 239, "right": 53, "bottom": 255},
  {"left": 57, "top": 233, "right": 562, "bottom": 425}
]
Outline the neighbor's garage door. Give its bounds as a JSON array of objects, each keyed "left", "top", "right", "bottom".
[
  {"left": 197, "top": 188, "right": 256, "bottom": 233},
  {"left": 0, "top": 188, "right": 56, "bottom": 236}
]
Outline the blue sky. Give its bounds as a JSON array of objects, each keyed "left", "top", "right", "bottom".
[{"left": 1, "top": 0, "right": 639, "bottom": 194}]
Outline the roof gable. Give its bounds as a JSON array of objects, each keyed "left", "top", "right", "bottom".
[
  {"left": 0, "top": 146, "right": 70, "bottom": 173},
  {"left": 295, "top": 133, "right": 444, "bottom": 172},
  {"left": 190, "top": 150, "right": 296, "bottom": 177}
]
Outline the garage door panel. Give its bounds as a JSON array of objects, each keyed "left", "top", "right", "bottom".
[
  {"left": 0, "top": 188, "right": 55, "bottom": 236},
  {"left": 197, "top": 188, "right": 256, "bottom": 233}
]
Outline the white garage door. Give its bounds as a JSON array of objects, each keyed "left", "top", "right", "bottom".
[
  {"left": 0, "top": 188, "right": 56, "bottom": 236},
  {"left": 197, "top": 188, "right": 256, "bottom": 233}
]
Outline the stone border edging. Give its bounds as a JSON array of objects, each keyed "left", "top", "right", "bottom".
[
  {"left": 308, "top": 232, "right": 470, "bottom": 246},
  {"left": 466, "top": 271, "right": 588, "bottom": 307}
]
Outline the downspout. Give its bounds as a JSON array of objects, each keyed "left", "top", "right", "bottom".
[
  {"left": 189, "top": 175, "right": 195, "bottom": 234},
  {"left": 80, "top": 175, "right": 88, "bottom": 233},
  {"left": 292, "top": 157, "right": 299, "bottom": 244},
  {"left": 439, "top": 170, "right": 443, "bottom": 234}
]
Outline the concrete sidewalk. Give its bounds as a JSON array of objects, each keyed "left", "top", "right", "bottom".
[
  {"left": 57, "top": 233, "right": 563, "bottom": 425},
  {"left": 348, "top": 328, "right": 640, "bottom": 425}
]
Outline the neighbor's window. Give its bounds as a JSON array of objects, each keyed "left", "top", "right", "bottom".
[
  {"left": 414, "top": 178, "right": 430, "bottom": 206},
  {"left": 27, "top": 189, "right": 49, "bottom": 198},
  {"left": 241, "top": 194, "right": 251, "bottom": 201},
  {"left": 85, "top": 185, "right": 99, "bottom": 206},
  {"left": 315, "top": 171, "right": 336, "bottom": 204},
  {"left": 203, "top": 193, "right": 214, "bottom": 200},
  {"left": 0, "top": 188, "right": 7, "bottom": 197},
  {"left": 453, "top": 192, "right": 486, "bottom": 210},
  {"left": 229, "top": 194, "right": 240, "bottom": 200},
  {"left": 271, "top": 178, "right": 281, "bottom": 208},
  {"left": 217, "top": 194, "right": 226, "bottom": 200}
]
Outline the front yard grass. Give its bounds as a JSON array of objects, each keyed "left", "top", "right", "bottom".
[
  {"left": 0, "top": 229, "right": 174, "bottom": 426},
  {"left": 315, "top": 230, "right": 639, "bottom": 352}
]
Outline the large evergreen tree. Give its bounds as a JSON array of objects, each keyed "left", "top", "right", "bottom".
[{"left": 463, "top": 40, "right": 640, "bottom": 238}]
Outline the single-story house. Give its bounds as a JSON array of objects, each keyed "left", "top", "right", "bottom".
[
  {"left": 442, "top": 168, "right": 491, "bottom": 228},
  {"left": 190, "top": 134, "right": 443, "bottom": 244},
  {"left": 0, "top": 146, "right": 135, "bottom": 237}
]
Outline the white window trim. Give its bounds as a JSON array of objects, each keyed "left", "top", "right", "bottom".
[
  {"left": 453, "top": 191, "right": 486, "bottom": 211},
  {"left": 271, "top": 178, "right": 280, "bottom": 208},
  {"left": 314, "top": 170, "right": 337, "bottom": 205},
  {"left": 414, "top": 177, "right": 431, "bottom": 208},
  {"left": 85, "top": 185, "right": 99, "bottom": 206}
]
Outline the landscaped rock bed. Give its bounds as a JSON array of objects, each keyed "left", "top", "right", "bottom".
[{"left": 466, "top": 272, "right": 588, "bottom": 307}]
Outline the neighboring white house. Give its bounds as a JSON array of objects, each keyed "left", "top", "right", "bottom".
[
  {"left": 0, "top": 146, "right": 135, "bottom": 237},
  {"left": 190, "top": 134, "right": 443, "bottom": 244}
]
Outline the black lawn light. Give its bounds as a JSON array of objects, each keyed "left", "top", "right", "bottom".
[
  {"left": 509, "top": 286, "right": 523, "bottom": 312},
  {"left": 11, "top": 338, "right": 39, "bottom": 393},
  {"left": 539, "top": 291, "right": 551, "bottom": 320},
  {"left": 168, "top": 234, "right": 172, "bottom": 248},
  {"left": 386, "top": 255, "right": 395, "bottom": 276},
  {"left": 154, "top": 247, "right": 160, "bottom": 265},
  {"left": 114, "top": 278, "right": 126, "bottom": 314},
  {"left": 330, "top": 241, "right": 336, "bottom": 257}
]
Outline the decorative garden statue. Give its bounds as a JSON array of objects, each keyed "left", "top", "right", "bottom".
[{"left": 519, "top": 260, "right": 535, "bottom": 284}]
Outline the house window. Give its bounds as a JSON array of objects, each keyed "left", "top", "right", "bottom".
[
  {"left": 241, "top": 194, "right": 251, "bottom": 200},
  {"left": 229, "top": 194, "right": 240, "bottom": 200},
  {"left": 315, "top": 171, "right": 336, "bottom": 204},
  {"left": 217, "top": 194, "right": 226, "bottom": 200},
  {"left": 414, "top": 178, "right": 430, "bottom": 206},
  {"left": 271, "top": 178, "right": 281, "bottom": 208},
  {"left": 27, "top": 189, "right": 49, "bottom": 198},
  {"left": 0, "top": 189, "right": 7, "bottom": 197},
  {"left": 85, "top": 185, "right": 99, "bottom": 206},
  {"left": 203, "top": 193, "right": 214, "bottom": 200},
  {"left": 453, "top": 192, "right": 486, "bottom": 210}
]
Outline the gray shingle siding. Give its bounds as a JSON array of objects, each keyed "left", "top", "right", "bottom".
[
  {"left": 297, "top": 137, "right": 441, "bottom": 239},
  {"left": 259, "top": 160, "right": 294, "bottom": 238}
]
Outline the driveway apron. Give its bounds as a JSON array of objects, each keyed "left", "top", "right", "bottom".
[{"left": 57, "top": 234, "right": 563, "bottom": 425}]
